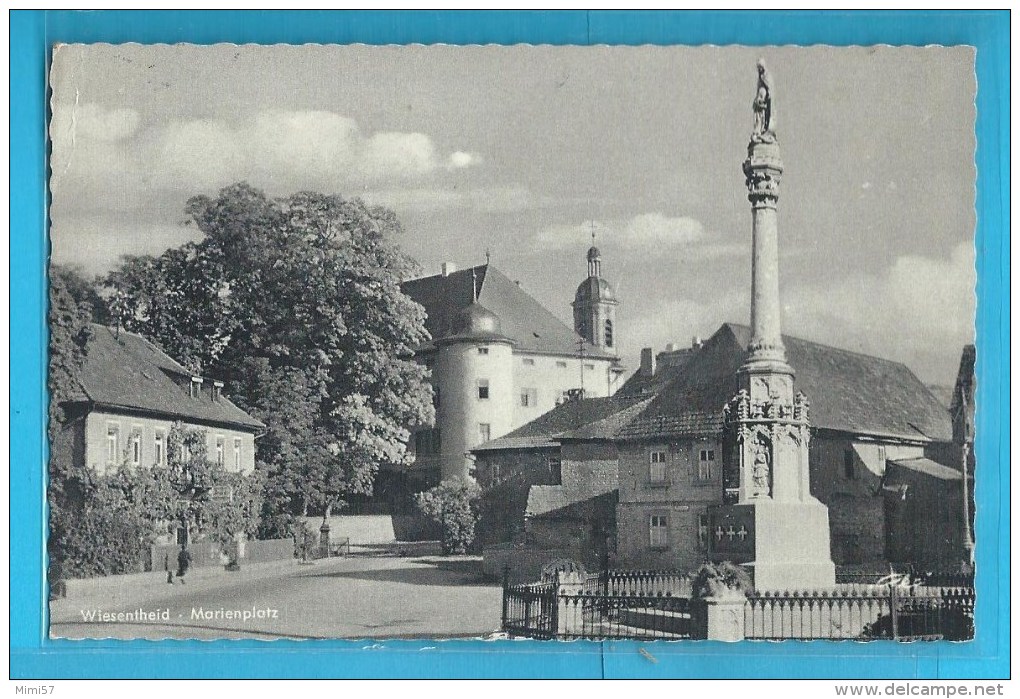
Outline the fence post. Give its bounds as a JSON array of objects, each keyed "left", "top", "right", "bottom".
[
  {"left": 700, "top": 594, "right": 748, "bottom": 642},
  {"left": 555, "top": 571, "right": 585, "bottom": 637},
  {"left": 501, "top": 566, "right": 510, "bottom": 632},
  {"left": 889, "top": 583, "right": 899, "bottom": 640}
]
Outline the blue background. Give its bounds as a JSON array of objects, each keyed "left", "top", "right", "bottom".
[{"left": 10, "top": 10, "right": 1009, "bottom": 679}]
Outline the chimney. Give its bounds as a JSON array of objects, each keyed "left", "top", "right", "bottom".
[
  {"left": 665, "top": 342, "right": 677, "bottom": 353},
  {"left": 691, "top": 336, "right": 703, "bottom": 349},
  {"left": 640, "top": 347, "right": 656, "bottom": 377},
  {"left": 441, "top": 262, "right": 457, "bottom": 277}
]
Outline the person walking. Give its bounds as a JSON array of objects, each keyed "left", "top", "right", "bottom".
[{"left": 176, "top": 546, "right": 193, "bottom": 585}]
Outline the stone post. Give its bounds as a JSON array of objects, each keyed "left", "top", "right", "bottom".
[
  {"left": 319, "top": 517, "right": 331, "bottom": 559},
  {"left": 554, "top": 571, "right": 585, "bottom": 637},
  {"left": 701, "top": 595, "right": 748, "bottom": 642}
]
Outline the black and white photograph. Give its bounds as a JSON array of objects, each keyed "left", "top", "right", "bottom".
[{"left": 46, "top": 44, "right": 977, "bottom": 642}]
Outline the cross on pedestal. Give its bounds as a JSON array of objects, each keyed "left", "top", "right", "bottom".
[
  {"left": 715, "top": 526, "right": 724, "bottom": 541},
  {"left": 726, "top": 526, "right": 736, "bottom": 541},
  {"left": 737, "top": 526, "right": 749, "bottom": 541}
]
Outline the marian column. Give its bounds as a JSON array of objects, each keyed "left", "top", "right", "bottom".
[{"left": 711, "top": 61, "right": 835, "bottom": 591}]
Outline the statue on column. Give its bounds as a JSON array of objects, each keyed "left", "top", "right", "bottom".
[{"left": 752, "top": 59, "right": 776, "bottom": 143}]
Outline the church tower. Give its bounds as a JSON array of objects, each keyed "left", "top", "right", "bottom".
[{"left": 572, "top": 242, "right": 619, "bottom": 355}]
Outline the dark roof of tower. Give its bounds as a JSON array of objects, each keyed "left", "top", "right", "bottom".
[
  {"left": 438, "top": 302, "right": 513, "bottom": 344},
  {"left": 587, "top": 245, "right": 601, "bottom": 261},
  {"left": 574, "top": 276, "right": 616, "bottom": 304},
  {"left": 619, "top": 323, "right": 952, "bottom": 442},
  {"left": 402, "top": 264, "right": 616, "bottom": 359},
  {"left": 949, "top": 344, "right": 976, "bottom": 417},
  {"left": 66, "top": 325, "right": 265, "bottom": 431}
]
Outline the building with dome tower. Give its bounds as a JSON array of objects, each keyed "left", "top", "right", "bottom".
[{"left": 397, "top": 251, "right": 627, "bottom": 486}]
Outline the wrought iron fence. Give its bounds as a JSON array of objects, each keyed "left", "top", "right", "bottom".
[
  {"left": 501, "top": 581, "right": 557, "bottom": 640},
  {"left": 584, "top": 569, "right": 694, "bottom": 598},
  {"left": 556, "top": 592, "right": 696, "bottom": 640},
  {"left": 744, "top": 586, "right": 975, "bottom": 641}
]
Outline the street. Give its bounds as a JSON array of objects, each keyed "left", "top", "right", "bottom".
[{"left": 50, "top": 555, "right": 503, "bottom": 640}]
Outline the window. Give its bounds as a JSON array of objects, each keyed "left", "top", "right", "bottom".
[
  {"left": 181, "top": 442, "right": 191, "bottom": 464},
  {"left": 234, "top": 438, "right": 242, "bottom": 470},
  {"left": 478, "top": 423, "right": 491, "bottom": 444},
  {"left": 878, "top": 445, "right": 887, "bottom": 464},
  {"left": 477, "top": 347, "right": 489, "bottom": 355},
  {"left": 548, "top": 456, "right": 562, "bottom": 484},
  {"left": 106, "top": 425, "right": 119, "bottom": 464},
  {"left": 433, "top": 386, "right": 440, "bottom": 409},
  {"left": 584, "top": 363, "right": 595, "bottom": 371},
  {"left": 477, "top": 379, "right": 490, "bottom": 400},
  {"left": 154, "top": 430, "right": 165, "bottom": 466},
  {"left": 649, "top": 448, "right": 668, "bottom": 484},
  {"left": 578, "top": 317, "right": 589, "bottom": 339},
  {"left": 130, "top": 430, "right": 142, "bottom": 466},
  {"left": 697, "top": 514, "right": 710, "bottom": 550},
  {"left": 698, "top": 448, "right": 716, "bottom": 481},
  {"left": 215, "top": 437, "right": 225, "bottom": 467},
  {"left": 520, "top": 387, "right": 537, "bottom": 408},
  {"left": 190, "top": 377, "right": 202, "bottom": 399},
  {"left": 555, "top": 360, "right": 567, "bottom": 368},
  {"left": 522, "top": 358, "right": 535, "bottom": 366},
  {"left": 604, "top": 319, "right": 614, "bottom": 348},
  {"left": 212, "top": 383, "right": 222, "bottom": 402},
  {"left": 649, "top": 515, "right": 668, "bottom": 549},
  {"left": 844, "top": 447, "right": 855, "bottom": 480}
]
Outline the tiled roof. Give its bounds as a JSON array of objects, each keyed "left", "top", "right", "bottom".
[
  {"left": 616, "top": 346, "right": 699, "bottom": 397},
  {"left": 887, "top": 457, "right": 963, "bottom": 482},
  {"left": 401, "top": 264, "right": 616, "bottom": 359},
  {"left": 70, "top": 325, "right": 264, "bottom": 431},
  {"left": 626, "top": 323, "right": 952, "bottom": 443},
  {"left": 616, "top": 410, "right": 725, "bottom": 440},
  {"left": 558, "top": 398, "right": 655, "bottom": 440},
  {"left": 471, "top": 394, "right": 649, "bottom": 452}
]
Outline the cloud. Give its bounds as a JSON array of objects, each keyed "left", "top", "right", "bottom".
[
  {"left": 784, "top": 242, "right": 975, "bottom": 382},
  {"left": 533, "top": 213, "right": 734, "bottom": 258},
  {"left": 447, "top": 151, "right": 482, "bottom": 169},
  {"left": 50, "top": 104, "right": 482, "bottom": 213},
  {"left": 361, "top": 184, "right": 549, "bottom": 214}
]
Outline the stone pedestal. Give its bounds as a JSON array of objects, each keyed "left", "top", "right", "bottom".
[
  {"left": 554, "top": 571, "right": 585, "bottom": 636},
  {"left": 319, "top": 520, "right": 331, "bottom": 559},
  {"left": 701, "top": 596, "right": 747, "bottom": 642},
  {"left": 737, "top": 501, "right": 835, "bottom": 591}
]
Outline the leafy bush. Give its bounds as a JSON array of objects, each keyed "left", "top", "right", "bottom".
[
  {"left": 692, "top": 561, "right": 754, "bottom": 598},
  {"left": 413, "top": 479, "right": 481, "bottom": 555}
]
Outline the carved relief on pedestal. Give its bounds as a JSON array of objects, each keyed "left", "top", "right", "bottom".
[{"left": 749, "top": 430, "right": 772, "bottom": 498}]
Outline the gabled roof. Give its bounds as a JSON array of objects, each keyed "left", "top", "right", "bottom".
[
  {"left": 623, "top": 323, "right": 952, "bottom": 443},
  {"left": 472, "top": 394, "right": 650, "bottom": 453},
  {"left": 401, "top": 264, "right": 616, "bottom": 359},
  {"left": 70, "top": 325, "right": 264, "bottom": 431}
]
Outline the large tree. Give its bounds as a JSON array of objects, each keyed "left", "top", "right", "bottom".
[{"left": 105, "top": 183, "right": 434, "bottom": 521}]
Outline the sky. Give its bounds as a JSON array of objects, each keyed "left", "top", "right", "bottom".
[{"left": 49, "top": 44, "right": 976, "bottom": 386}]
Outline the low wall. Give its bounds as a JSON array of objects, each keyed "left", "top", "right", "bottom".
[
  {"left": 150, "top": 537, "right": 294, "bottom": 571},
  {"left": 299, "top": 515, "right": 396, "bottom": 545},
  {"left": 482, "top": 544, "right": 579, "bottom": 584}
]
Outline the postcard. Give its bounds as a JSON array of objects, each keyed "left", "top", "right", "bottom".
[{"left": 46, "top": 43, "right": 976, "bottom": 643}]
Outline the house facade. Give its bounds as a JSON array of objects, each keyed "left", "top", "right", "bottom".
[
  {"left": 56, "top": 325, "right": 265, "bottom": 546},
  {"left": 613, "top": 323, "right": 963, "bottom": 573}
]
